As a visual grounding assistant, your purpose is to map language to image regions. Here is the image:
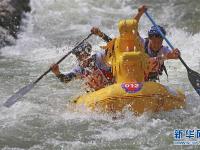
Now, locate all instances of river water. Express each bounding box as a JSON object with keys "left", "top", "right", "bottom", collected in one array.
[{"left": 0, "top": 0, "right": 200, "bottom": 149}]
